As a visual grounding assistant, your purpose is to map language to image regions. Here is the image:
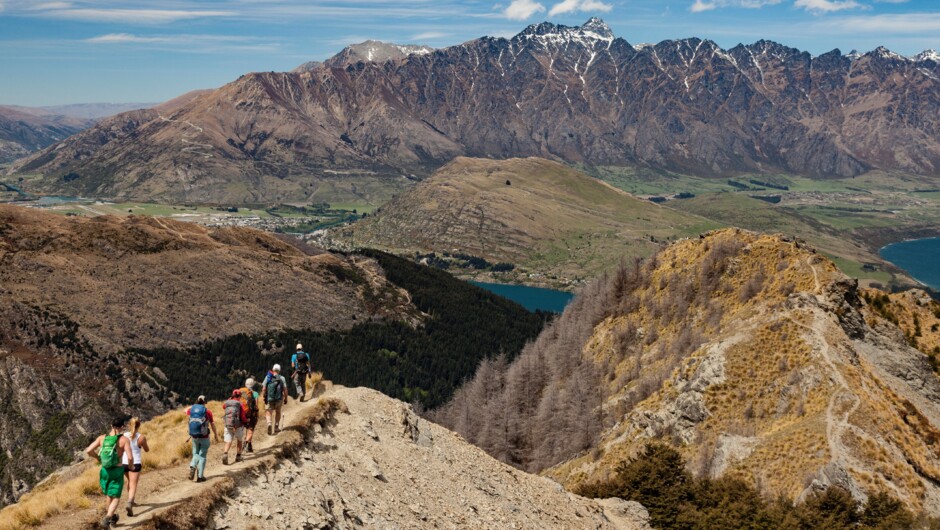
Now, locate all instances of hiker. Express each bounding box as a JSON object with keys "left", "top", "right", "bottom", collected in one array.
[
  {"left": 292, "top": 343, "right": 312, "bottom": 402},
  {"left": 186, "top": 395, "right": 219, "bottom": 482},
  {"left": 262, "top": 364, "right": 289, "bottom": 435},
  {"left": 122, "top": 417, "right": 150, "bottom": 517},
  {"left": 241, "top": 377, "right": 261, "bottom": 453},
  {"left": 85, "top": 417, "right": 131, "bottom": 529},
  {"left": 221, "top": 389, "right": 249, "bottom": 465}
]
